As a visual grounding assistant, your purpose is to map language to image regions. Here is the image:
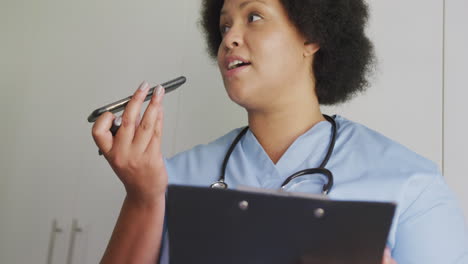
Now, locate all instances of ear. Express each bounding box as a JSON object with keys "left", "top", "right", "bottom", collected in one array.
[{"left": 303, "top": 41, "right": 320, "bottom": 57}]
